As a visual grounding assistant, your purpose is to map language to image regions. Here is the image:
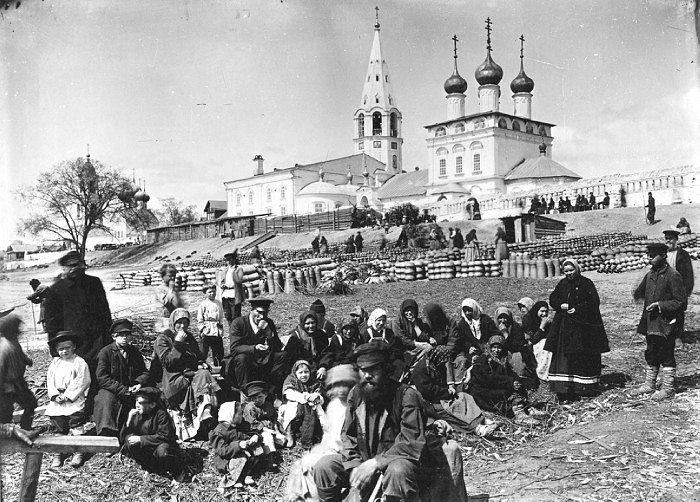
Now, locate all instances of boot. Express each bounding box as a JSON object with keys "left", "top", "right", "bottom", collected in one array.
[
  {"left": 628, "top": 365, "right": 659, "bottom": 397},
  {"left": 651, "top": 367, "right": 675, "bottom": 401},
  {"left": 69, "top": 452, "right": 84, "bottom": 468},
  {"left": 51, "top": 454, "right": 65, "bottom": 469}
]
